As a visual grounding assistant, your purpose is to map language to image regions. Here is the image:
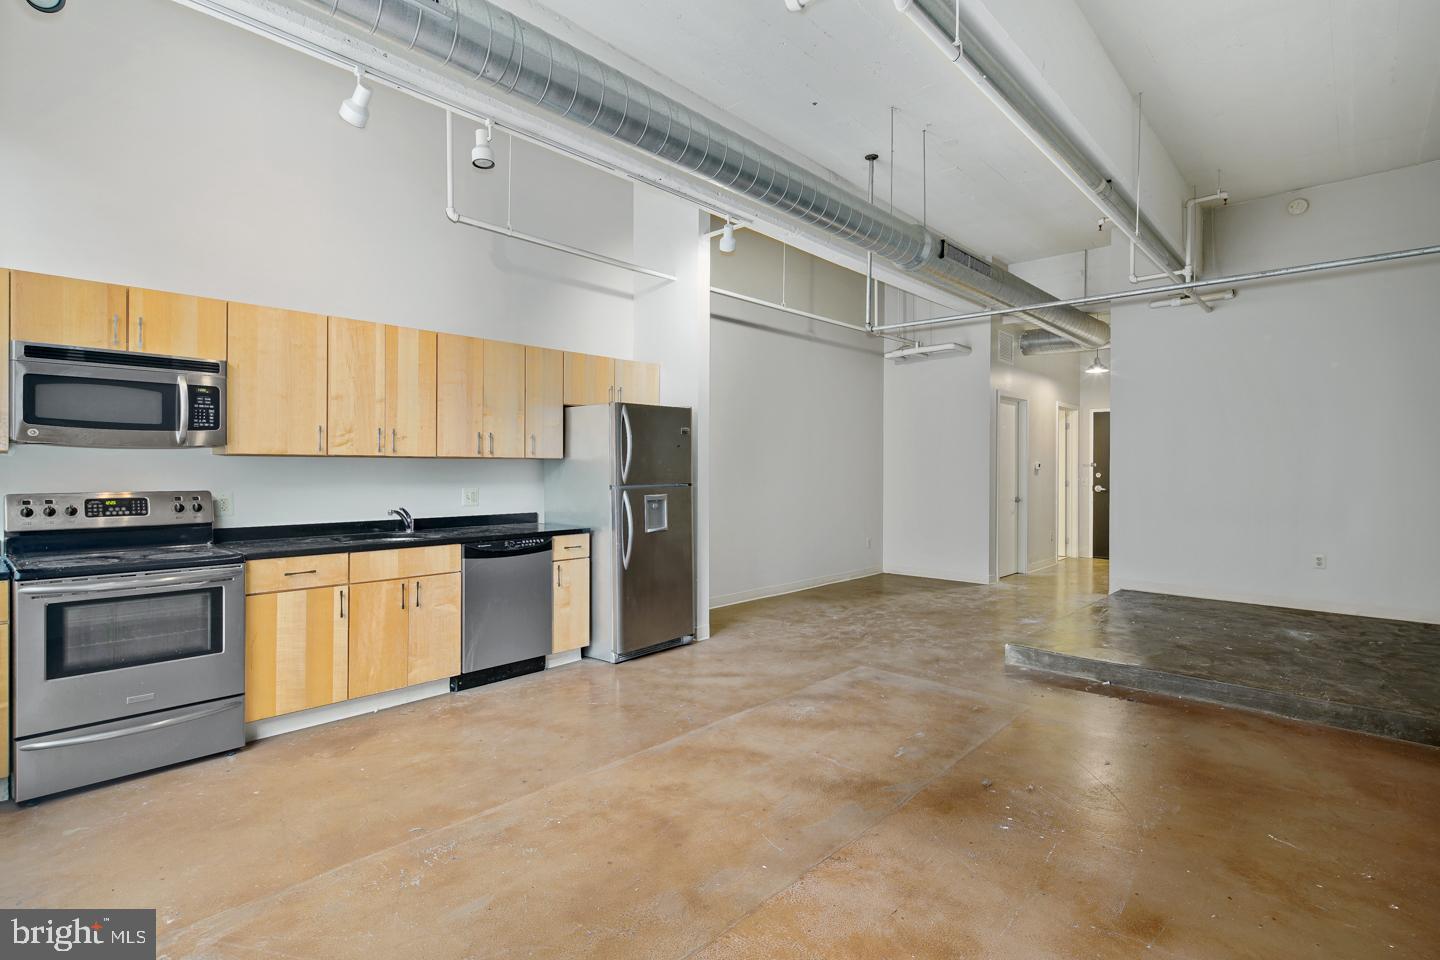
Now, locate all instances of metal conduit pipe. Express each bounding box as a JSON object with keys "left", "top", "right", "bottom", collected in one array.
[{"left": 297, "top": 0, "right": 1112, "bottom": 349}]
